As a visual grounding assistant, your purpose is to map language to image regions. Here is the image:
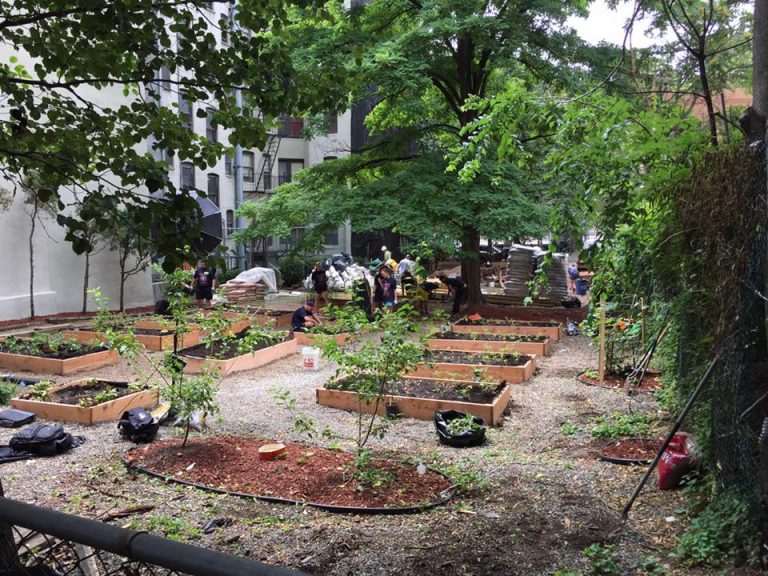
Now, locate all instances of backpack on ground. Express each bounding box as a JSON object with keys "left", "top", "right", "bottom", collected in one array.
[
  {"left": 0, "top": 408, "right": 36, "bottom": 428},
  {"left": 118, "top": 408, "right": 159, "bottom": 443},
  {"left": 9, "top": 423, "right": 78, "bottom": 456}
]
